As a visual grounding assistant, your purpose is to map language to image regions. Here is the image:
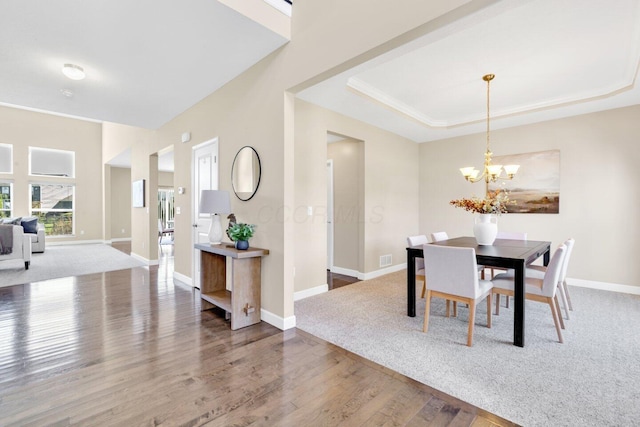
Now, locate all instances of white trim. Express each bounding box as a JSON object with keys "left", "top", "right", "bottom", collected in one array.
[
  {"left": 330, "top": 266, "right": 359, "bottom": 278},
  {"left": 111, "top": 237, "right": 132, "bottom": 243},
  {"left": 569, "top": 278, "right": 640, "bottom": 295},
  {"left": 360, "top": 263, "right": 407, "bottom": 281},
  {"left": 260, "top": 308, "right": 296, "bottom": 330},
  {"left": 330, "top": 263, "right": 408, "bottom": 281},
  {"left": 263, "top": 0, "right": 291, "bottom": 17},
  {"left": 294, "top": 284, "right": 328, "bottom": 301},
  {"left": 173, "top": 271, "right": 192, "bottom": 287},
  {"left": 46, "top": 239, "right": 105, "bottom": 246},
  {"left": 130, "top": 251, "right": 159, "bottom": 266}
]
